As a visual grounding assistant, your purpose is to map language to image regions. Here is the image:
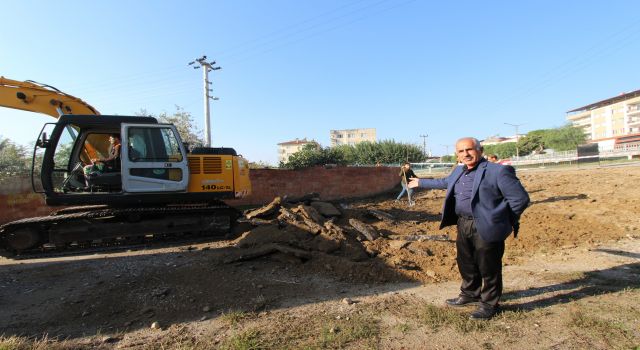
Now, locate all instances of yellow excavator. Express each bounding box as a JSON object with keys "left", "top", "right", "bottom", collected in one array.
[{"left": 0, "top": 76, "right": 251, "bottom": 256}]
